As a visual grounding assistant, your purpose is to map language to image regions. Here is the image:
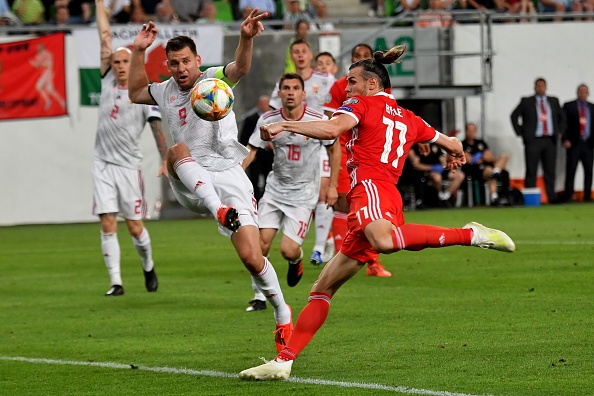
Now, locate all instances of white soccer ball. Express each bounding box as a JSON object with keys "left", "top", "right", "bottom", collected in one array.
[{"left": 190, "top": 78, "right": 234, "bottom": 121}]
